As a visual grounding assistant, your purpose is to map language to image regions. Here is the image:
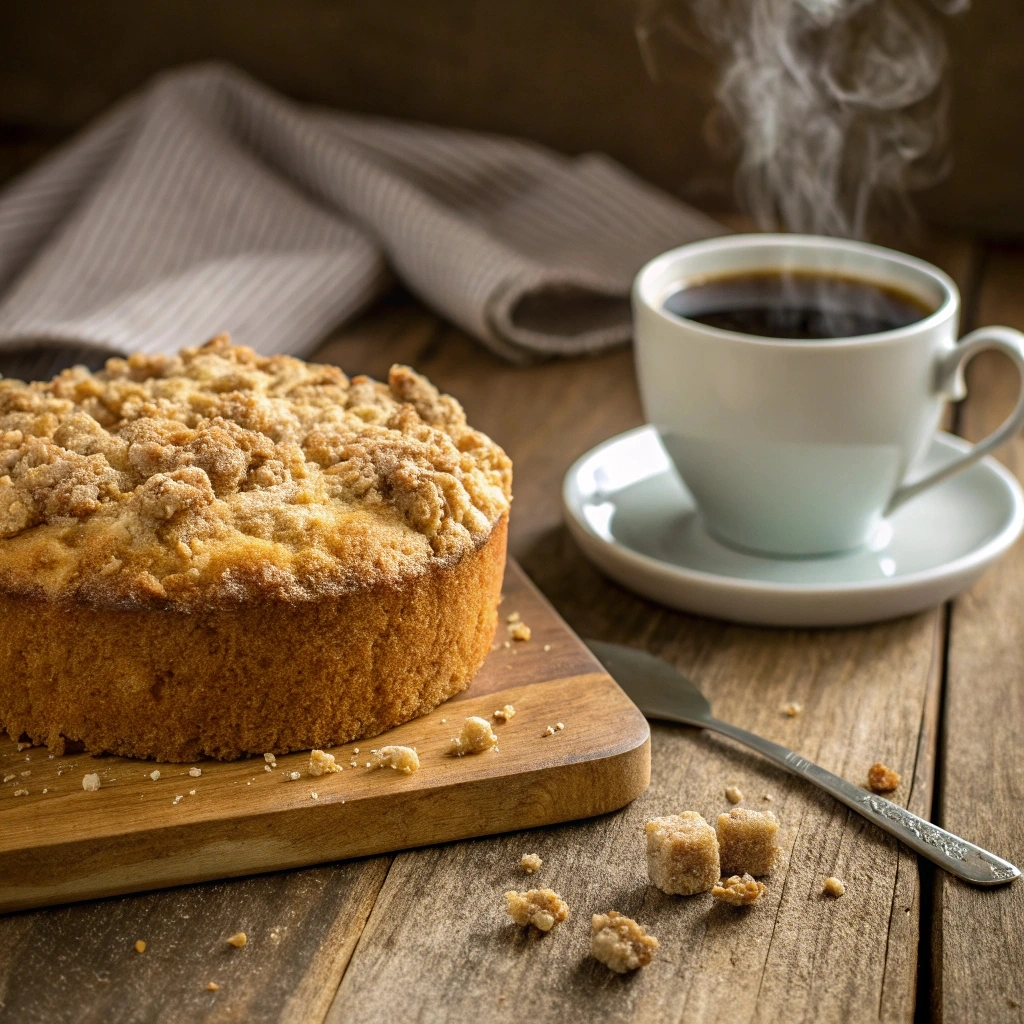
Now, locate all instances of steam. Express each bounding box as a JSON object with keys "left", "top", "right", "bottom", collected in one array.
[{"left": 636, "top": 0, "right": 968, "bottom": 238}]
